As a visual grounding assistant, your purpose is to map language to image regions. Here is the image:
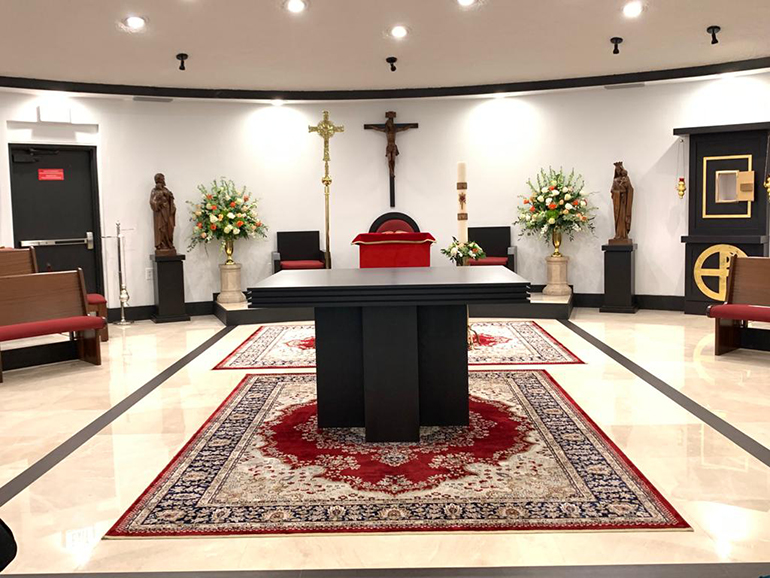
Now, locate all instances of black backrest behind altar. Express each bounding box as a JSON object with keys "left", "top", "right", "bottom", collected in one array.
[
  {"left": 276, "top": 231, "right": 322, "bottom": 260},
  {"left": 468, "top": 227, "right": 511, "bottom": 257},
  {"left": 368, "top": 212, "right": 420, "bottom": 233}
]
